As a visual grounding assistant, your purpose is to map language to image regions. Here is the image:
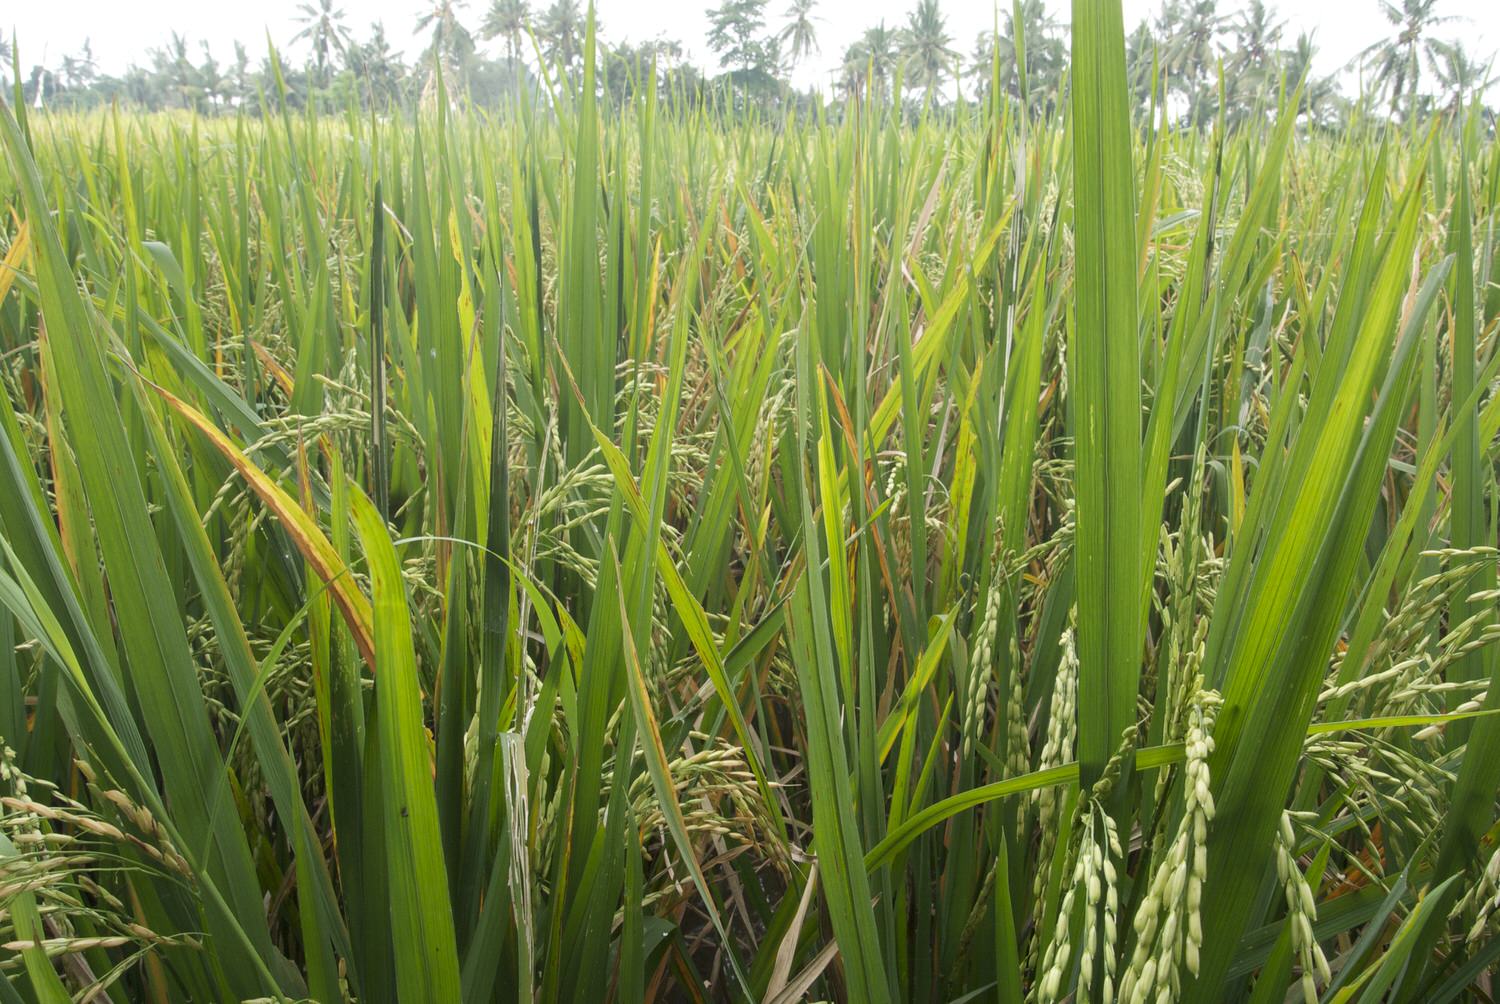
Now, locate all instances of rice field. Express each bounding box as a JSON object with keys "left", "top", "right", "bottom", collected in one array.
[{"left": 2, "top": 2, "right": 1500, "bottom": 1001}]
